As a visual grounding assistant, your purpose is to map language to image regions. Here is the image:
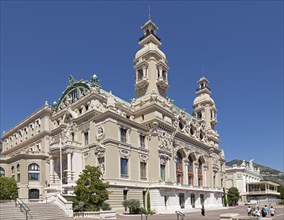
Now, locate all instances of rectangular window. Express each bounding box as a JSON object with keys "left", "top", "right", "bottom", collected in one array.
[
  {"left": 28, "top": 173, "right": 39, "bottom": 181},
  {"left": 121, "top": 158, "right": 128, "bottom": 177},
  {"left": 17, "top": 173, "right": 20, "bottom": 182},
  {"left": 179, "top": 193, "right": 185, "bottom": 208},
  {"left": 84, "top": 132, "right": 89, "bottom": 145},
  {"left": 160, "top": 164, "right": 166, "bottom": 181},
  {"left": 120, "top": 128, "right": 127, "bottom": 143},
  {"left": 140, "top": 162, "right": 147, "bottom": 179},
  {"left": 140, "top": 135, "right": 145, "bottom": 148}
]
